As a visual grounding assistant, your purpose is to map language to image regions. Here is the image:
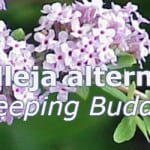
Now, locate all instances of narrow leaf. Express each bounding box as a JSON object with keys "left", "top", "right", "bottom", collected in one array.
[
  {"left": 102, "top": 86, "right": 127, "bottom": 102},
  {"left": 144, "top": 117, "right": 150, "bottom": 135},
  {"left": 145, "top": 90, "right": 150, "bottom": 99},
  {"left": 135, "top": 116, "right": 150, "bottom": 142},
  {"left": 127, "top": 82, "right": 136, "bottom": 100}
]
